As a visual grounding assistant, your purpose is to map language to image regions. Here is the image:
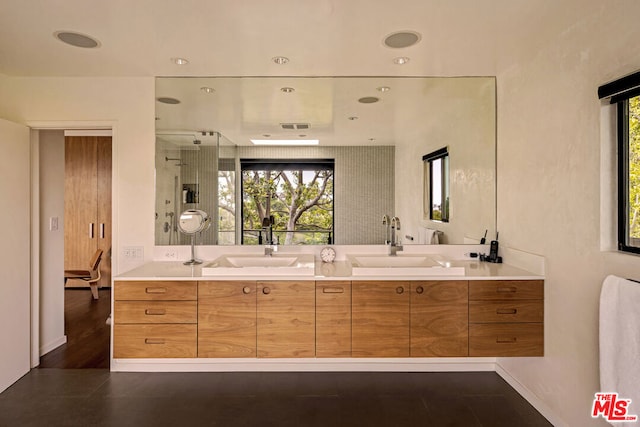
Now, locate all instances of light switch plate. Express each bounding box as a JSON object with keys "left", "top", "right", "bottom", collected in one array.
[
  {"left": 123, "top": 246, "right": 144, "bottom": 260},
  {"left": 49, "top": 217, "right": 59, "bottom": 231}
]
